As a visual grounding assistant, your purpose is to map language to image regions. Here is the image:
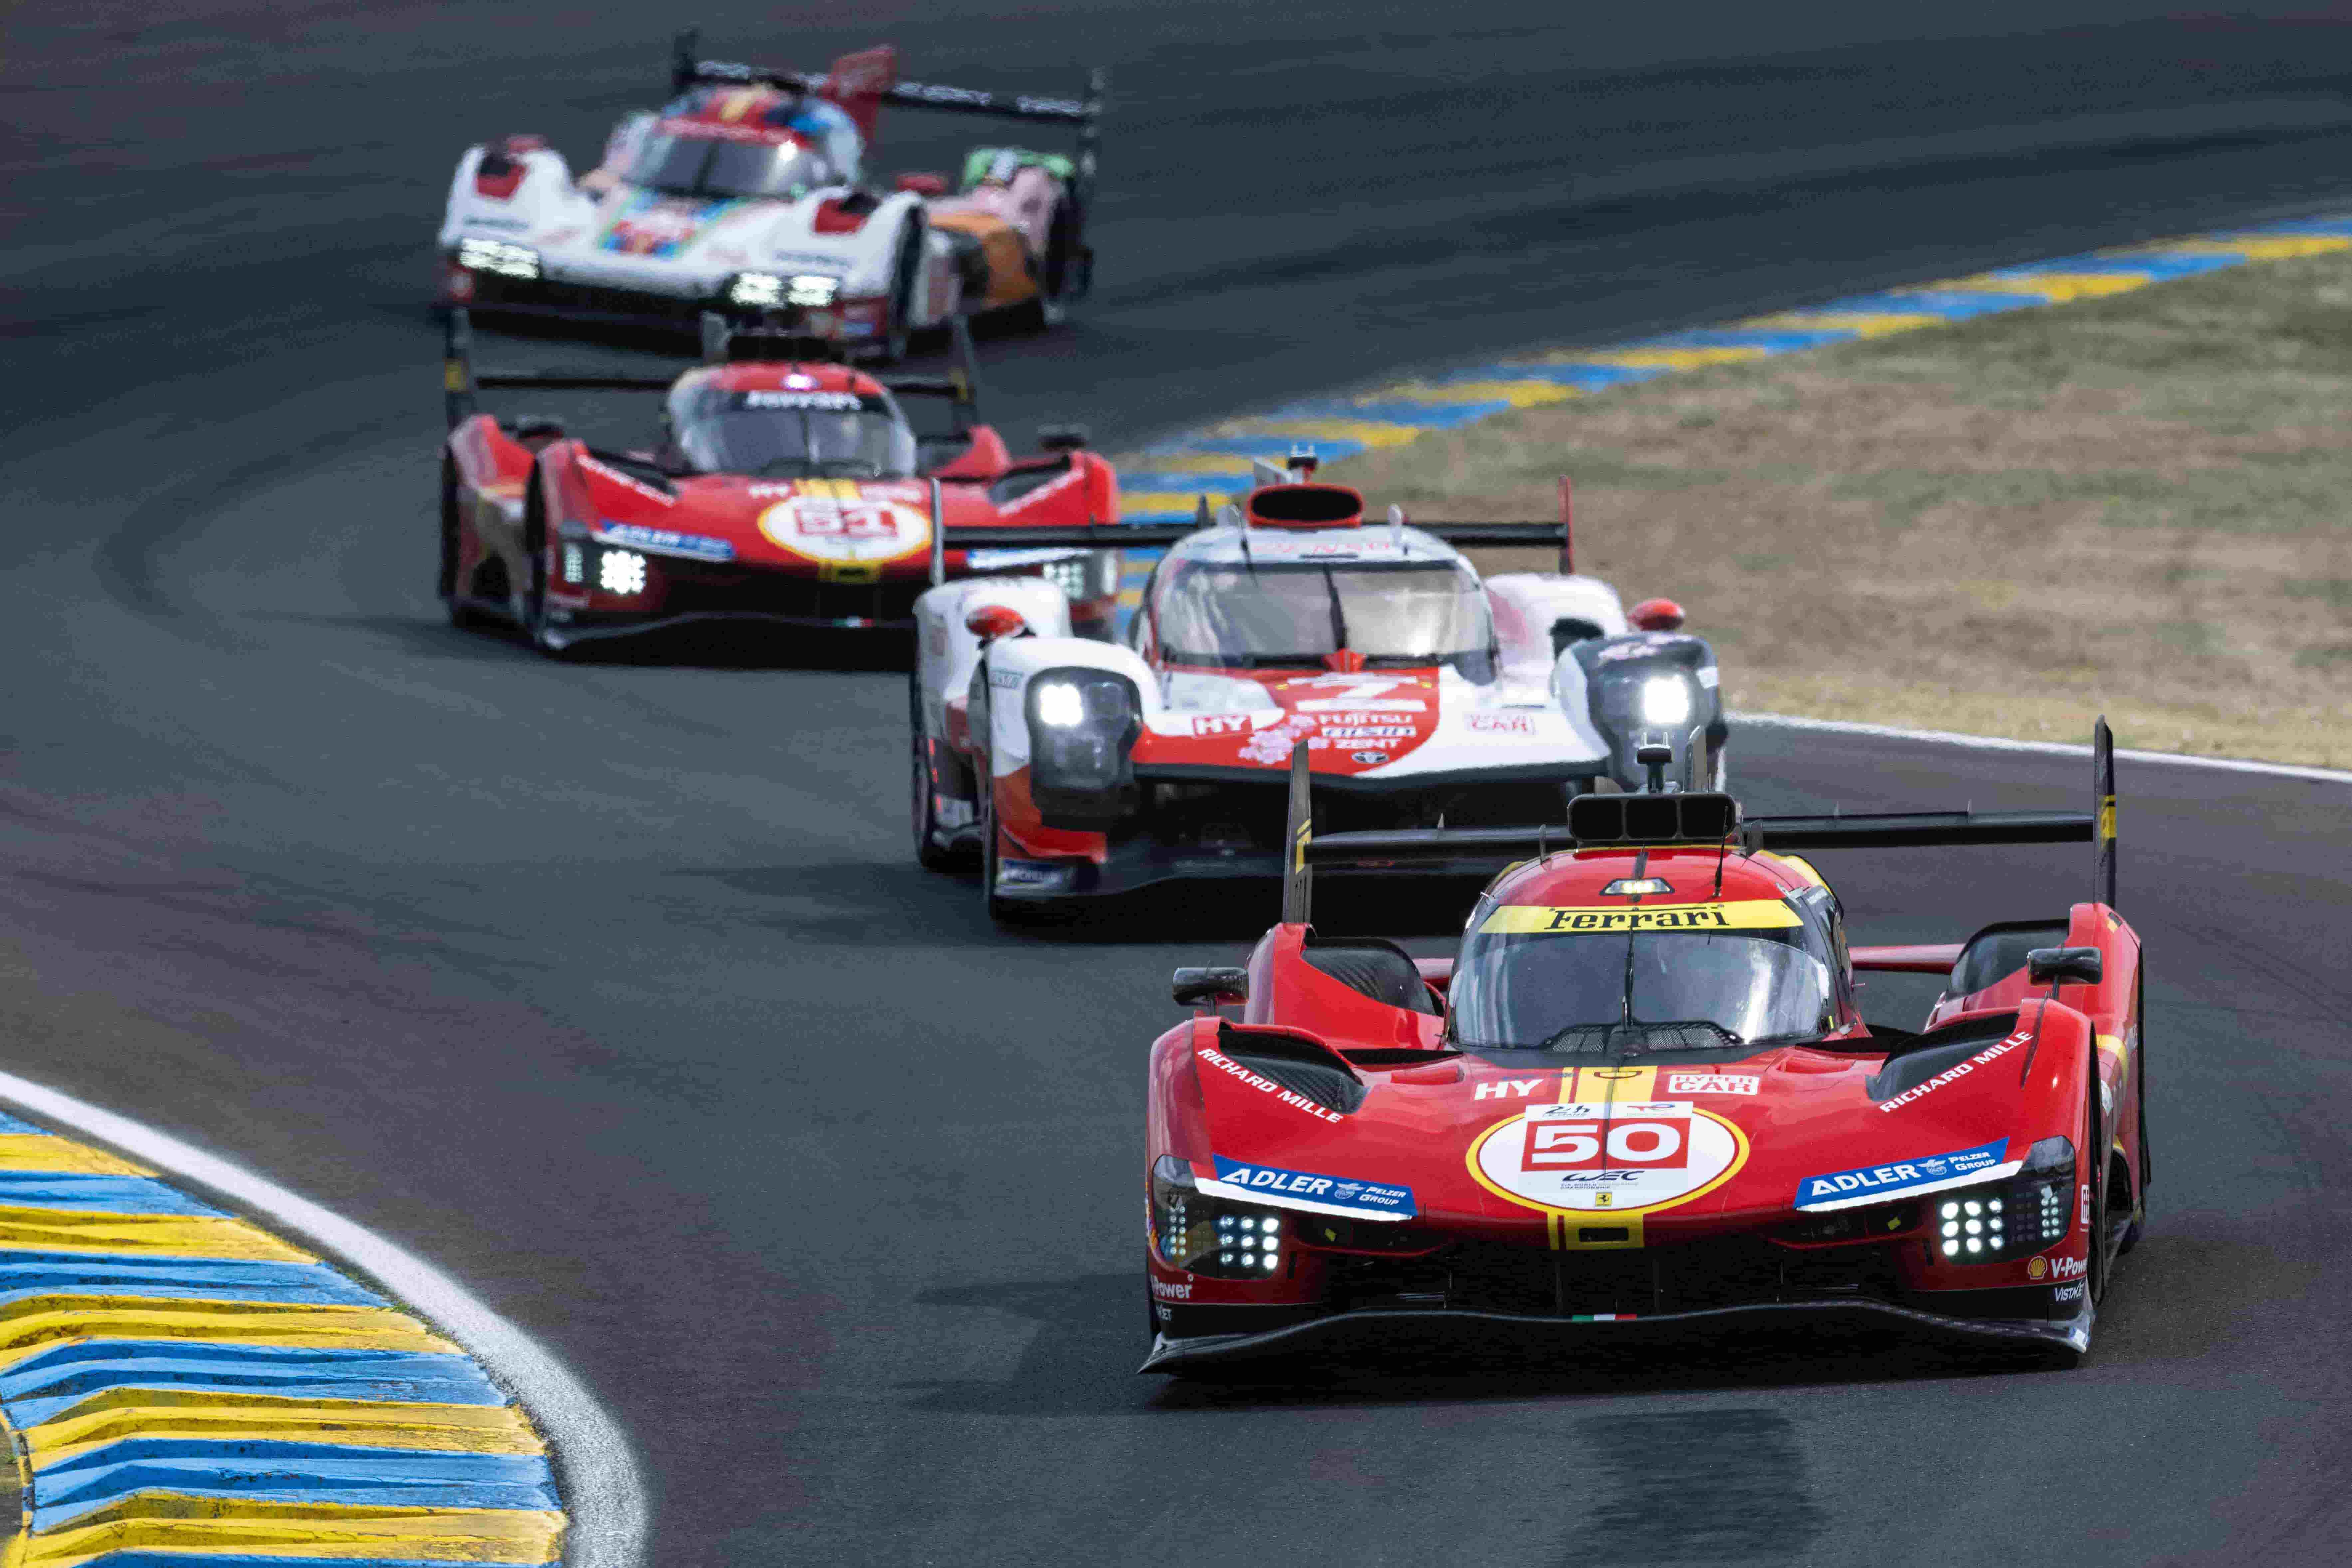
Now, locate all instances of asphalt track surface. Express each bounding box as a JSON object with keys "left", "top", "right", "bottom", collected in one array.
[{"left": 8, "top": 3, "right": 2352, "bottom": 1562}]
